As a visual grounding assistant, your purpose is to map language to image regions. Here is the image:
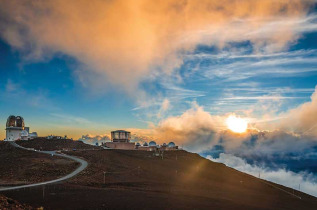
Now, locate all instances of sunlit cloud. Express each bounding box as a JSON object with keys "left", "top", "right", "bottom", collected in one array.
[{"left": 0, "top": 0, "right": 314, "bottom": 98}]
